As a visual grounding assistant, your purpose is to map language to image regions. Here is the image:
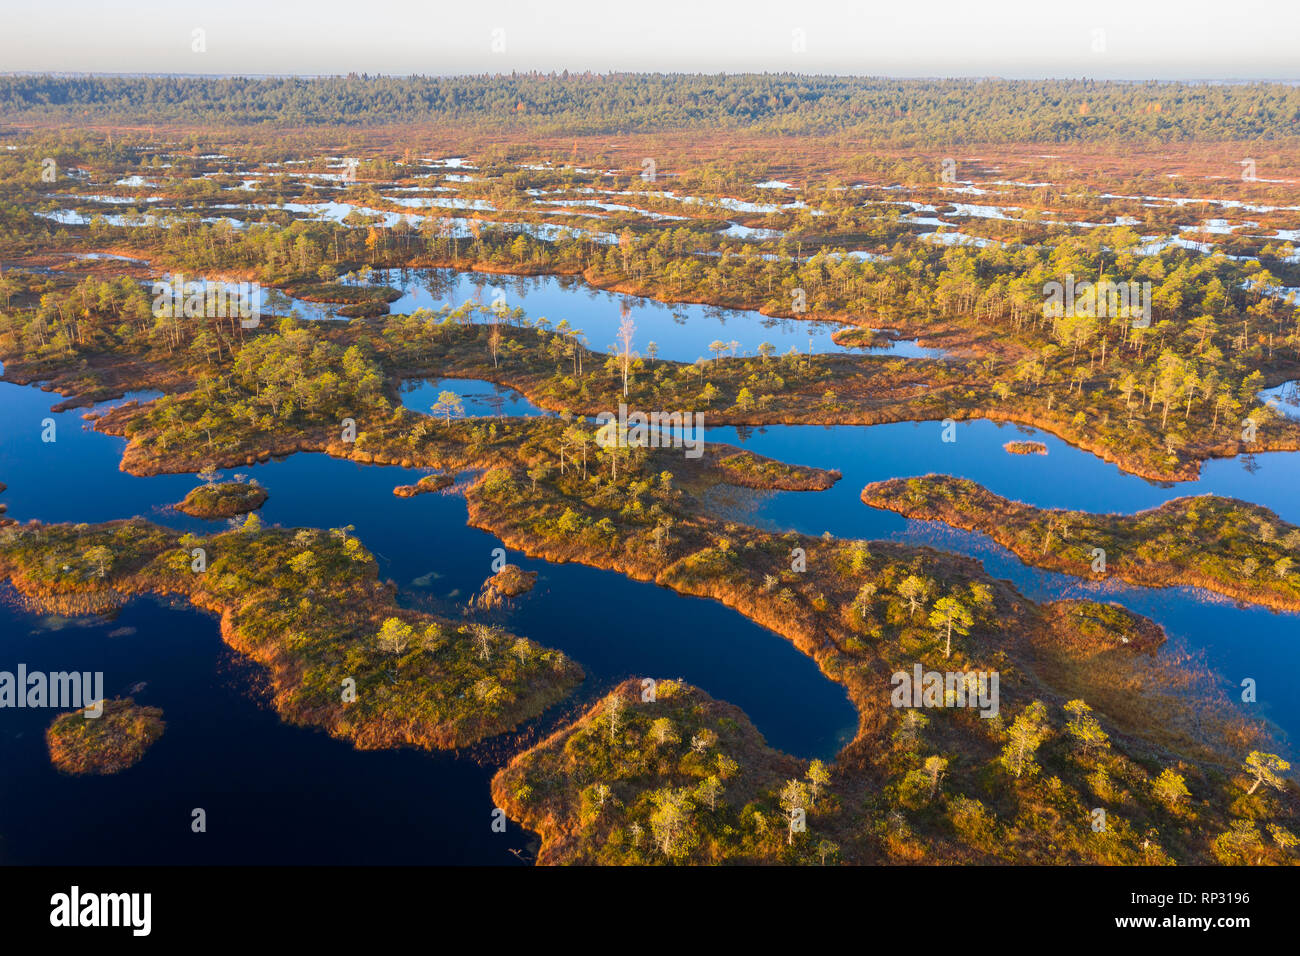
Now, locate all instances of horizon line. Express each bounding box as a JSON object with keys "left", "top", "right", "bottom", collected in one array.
[{"left": 3, "top": 71, "right": 1300, "bottom": 84}]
